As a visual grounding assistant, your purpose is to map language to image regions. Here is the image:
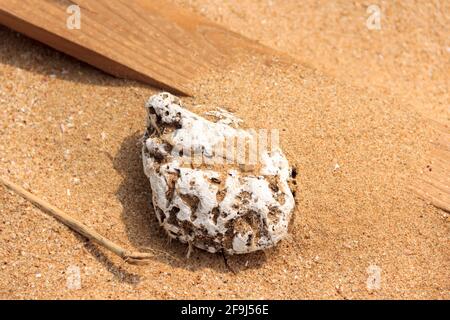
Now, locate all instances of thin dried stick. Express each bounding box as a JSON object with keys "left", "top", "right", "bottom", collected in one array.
[{"left": 0, "top": 176, "right": 154, "bottom": 264}]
